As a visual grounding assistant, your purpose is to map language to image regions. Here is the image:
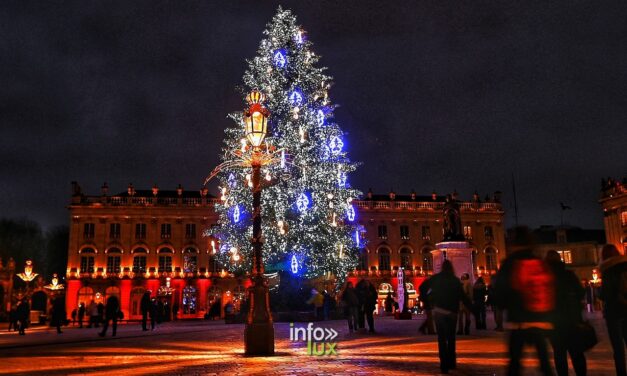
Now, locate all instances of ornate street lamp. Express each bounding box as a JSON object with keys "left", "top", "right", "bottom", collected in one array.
[
  {"left": 242, "top": 91, "right": 274, "bottom": 356},
  {"left": 204, "top": 90, "right": 277, "bottom": 355},
  {"left": 17, "top": 260, "right": 38, "bottom": 282}
]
